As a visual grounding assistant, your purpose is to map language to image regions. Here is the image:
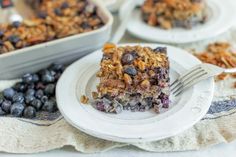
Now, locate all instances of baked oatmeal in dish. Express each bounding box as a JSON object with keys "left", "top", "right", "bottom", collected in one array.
[
  {"left": 91, "top": 44, "right": 170, "bottom": 114},
  {"left": 141, "top": 0, "right": 207, "bottom": 29},
  {"left": 0, "top": 0, "right": 104, "bottom": 54}
]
